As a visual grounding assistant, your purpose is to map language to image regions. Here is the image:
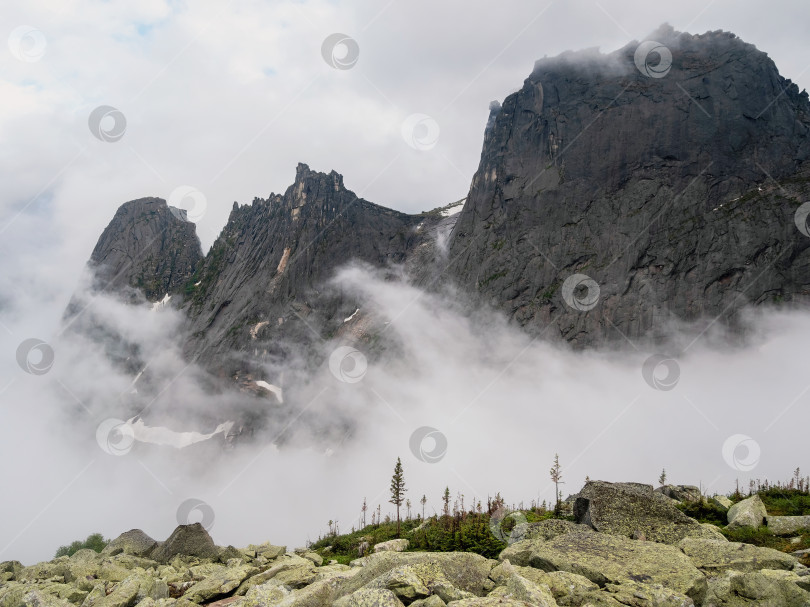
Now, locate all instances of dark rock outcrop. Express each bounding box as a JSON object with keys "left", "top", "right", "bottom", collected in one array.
[
  {"left": 180, "top": 163, "right": 430, "bottom": 372},
  {"left": 447, "top": 25, "right": 810, "bottom": 346},
  {"left": 574, "top": 480, "right": 725, "bottom": 544},
  {"left": 86, "top": 197, "right": 203, "bottom": 301},
  {"left": 151, "top": 523, "right": 218, "bottom": 563},
  {"left": 101, "top": 529, "right": 158, "bottom": 558}
]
